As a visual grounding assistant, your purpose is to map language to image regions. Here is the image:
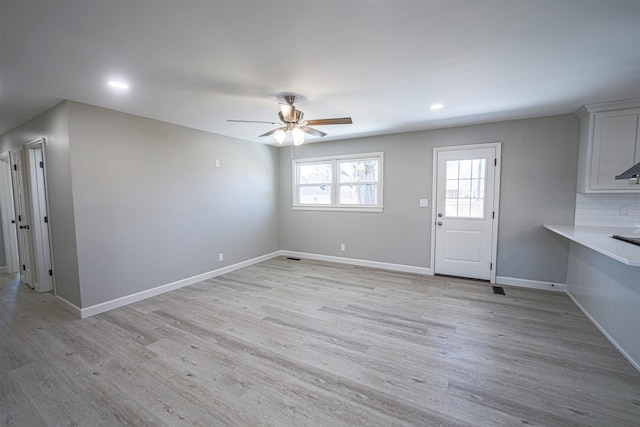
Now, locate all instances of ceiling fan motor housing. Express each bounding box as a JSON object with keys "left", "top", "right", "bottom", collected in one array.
[{"left": 228, "top": 94, "right": 351, "bottom": 141}]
